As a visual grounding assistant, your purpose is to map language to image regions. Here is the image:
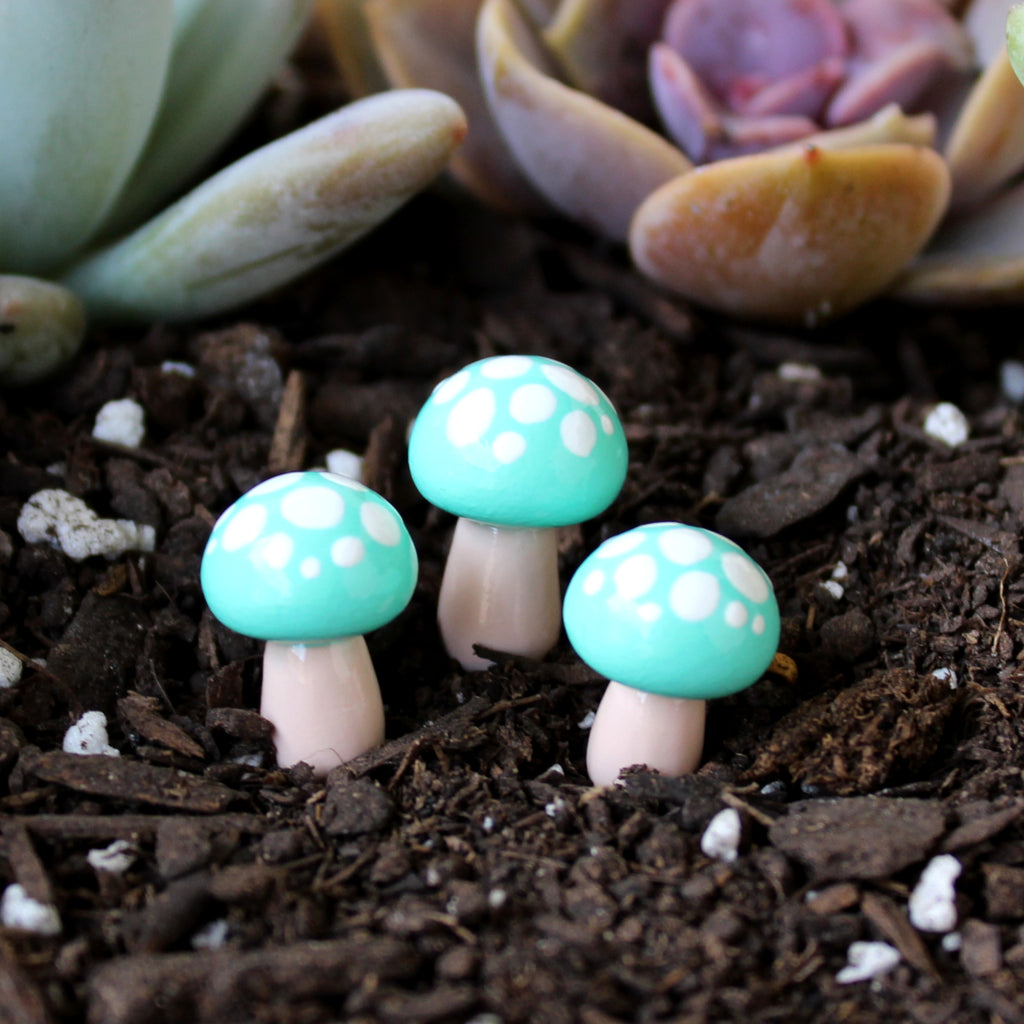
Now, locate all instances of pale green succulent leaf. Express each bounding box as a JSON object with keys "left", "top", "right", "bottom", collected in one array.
[
  {"left": 1007, "top": 3, "right": 1024, "bottom": 84},
  {"left": 0, "top": 0, "right": 175, "bottom": 274},
  {"left": 0, "top": 276, "right": 87, "bottom": 385},
  {"left": 100, "top": 0, "right": 315, "bottom": 238},
  {"left": 62, "top": 90, "right": 468, "bottom": 322}
]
